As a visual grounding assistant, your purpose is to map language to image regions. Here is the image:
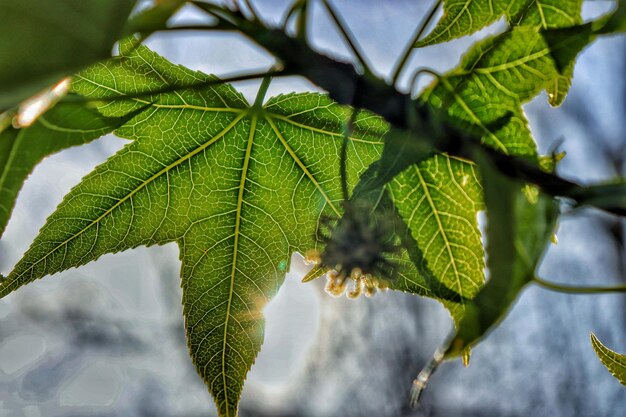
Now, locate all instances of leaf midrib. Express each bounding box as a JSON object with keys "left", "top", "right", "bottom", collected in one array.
[
  {"left": 269, "top": 113, "right": 385, "bottom": 145},
  {"left": 440, "top": 78, "right": 508, "bottom": 152},
  {"left": 414, "top": 165, "right": 465, "bottom": 299},
  {"left": 221, "top": 115, "right": 258, "bottom": 416},
  {"left": 424, "top": 0, "right": 476, "bottom": 45},
  {"left": 593, "top": 336, "right": 626, "bottom": 370},
  {"left": 472, "top": 47, "right": 551, "bottom": 75}
]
